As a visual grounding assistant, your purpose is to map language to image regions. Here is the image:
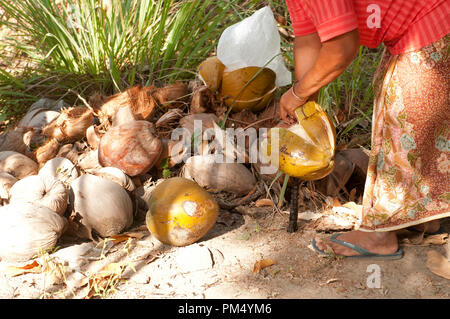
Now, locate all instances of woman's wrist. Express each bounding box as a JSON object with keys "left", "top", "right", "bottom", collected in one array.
[{"left": 290, "top": 82, "right": 309, "bottom": 104}]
